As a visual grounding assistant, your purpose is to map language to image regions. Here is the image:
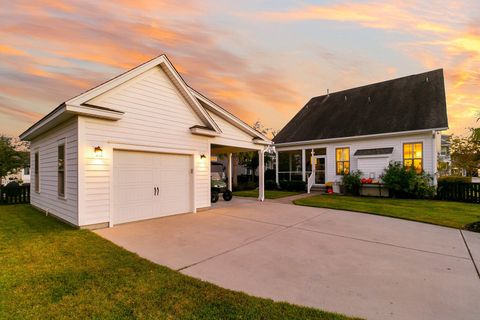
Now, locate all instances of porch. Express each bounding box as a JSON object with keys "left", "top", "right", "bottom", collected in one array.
[{"left": 275, "top": 148, "right": 330, "bottom": 192}]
